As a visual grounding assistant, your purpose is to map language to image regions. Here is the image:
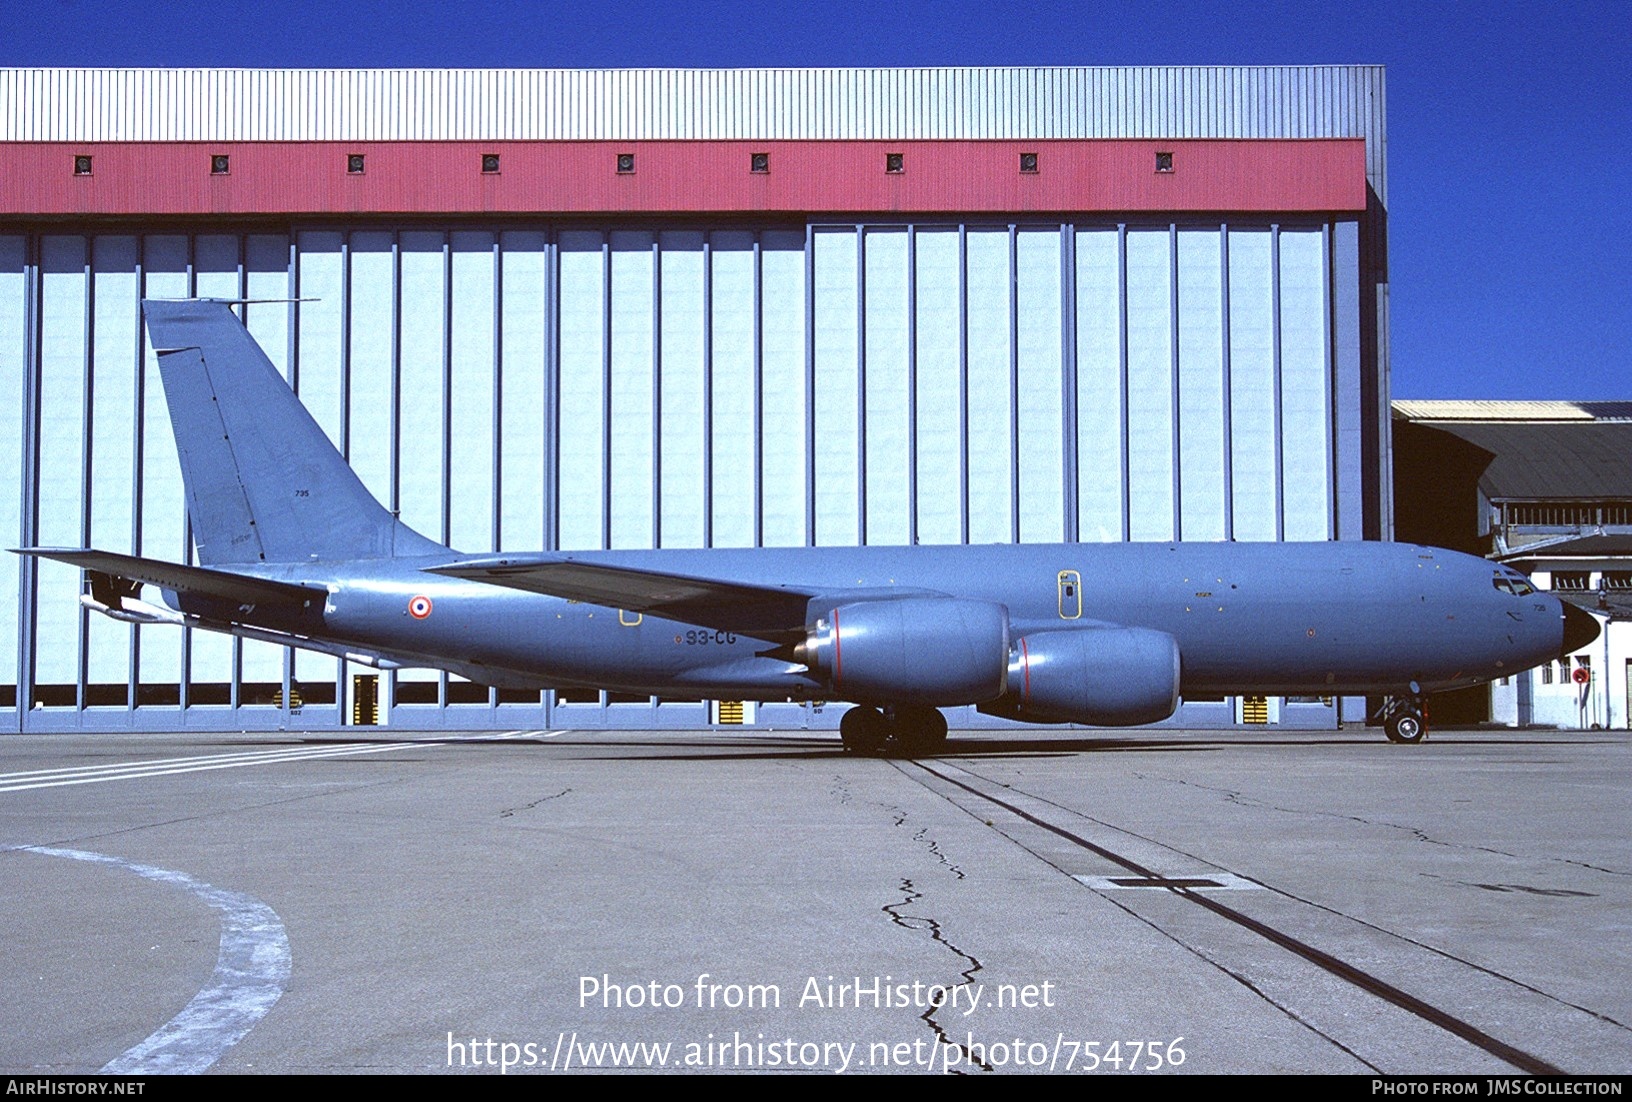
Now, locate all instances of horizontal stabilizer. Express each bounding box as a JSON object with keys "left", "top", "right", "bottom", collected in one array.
[
  {"left": 14, "top": 548, "right": 326, "bottom": 607},
  {"left": 428, "top": 556, "right": 815, "bottom": 642}
]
